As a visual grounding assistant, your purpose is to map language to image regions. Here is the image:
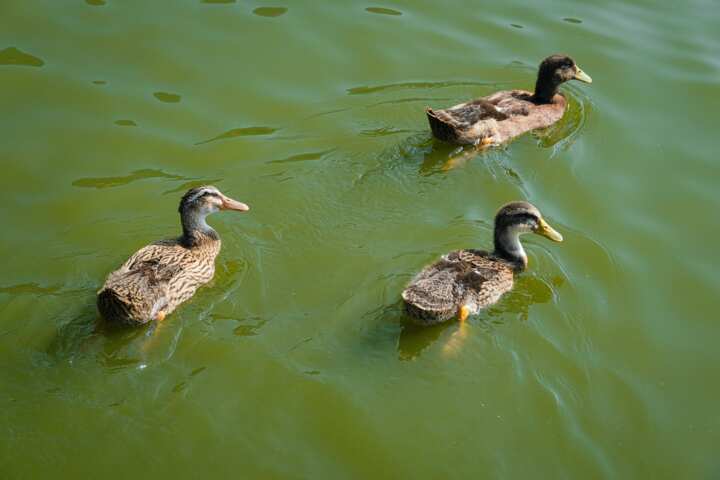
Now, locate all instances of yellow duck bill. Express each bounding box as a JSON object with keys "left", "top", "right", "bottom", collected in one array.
[
  {"left": 574, "top": 66, "right": 593, "bottom": 84},
  {"left": 536, "top": 218, "right": 564, "bottom": 242}
]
